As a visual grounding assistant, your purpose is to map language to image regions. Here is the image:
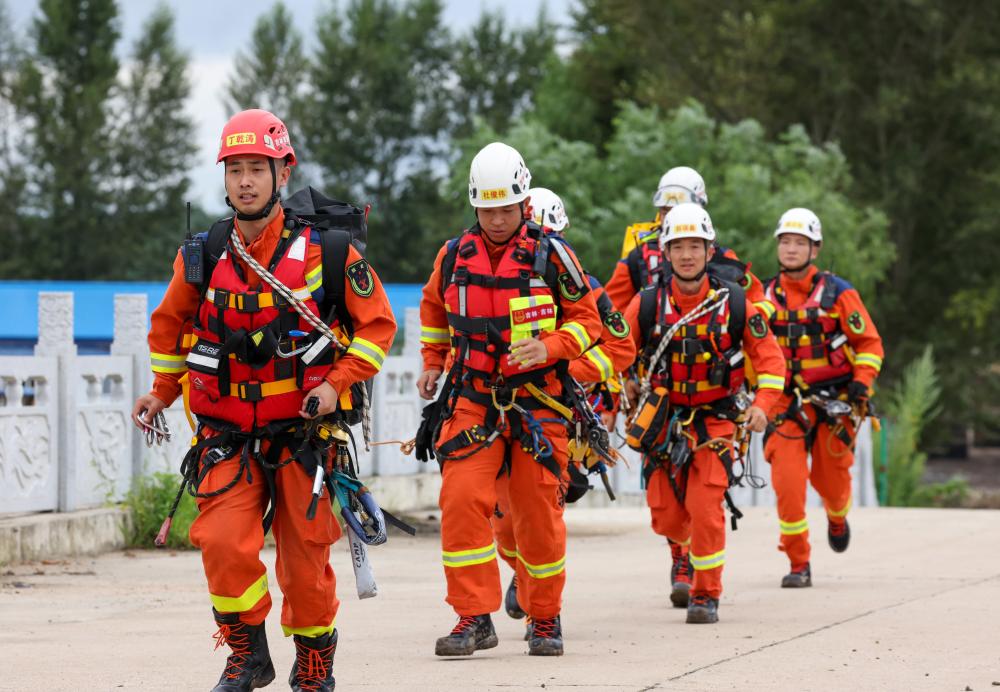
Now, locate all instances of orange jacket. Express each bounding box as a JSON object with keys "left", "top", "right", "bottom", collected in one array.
[
  {"left": 624, "top": 276, "right": 787, "bottom": 417},
  {"left": 567, "top": 279, "right": 636, "bottom": 384},
  {"left": 147, "top": 207, "right": 396, "bottom": 406},
  {"left": 605, "top": 241, "right": 766, "bottom": 315},
  {"left": 420, "top": 228, "right": 604, "bottom": 378},
  {"left": 764, "top": 265, "right": 883, "bottom": 388}
]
